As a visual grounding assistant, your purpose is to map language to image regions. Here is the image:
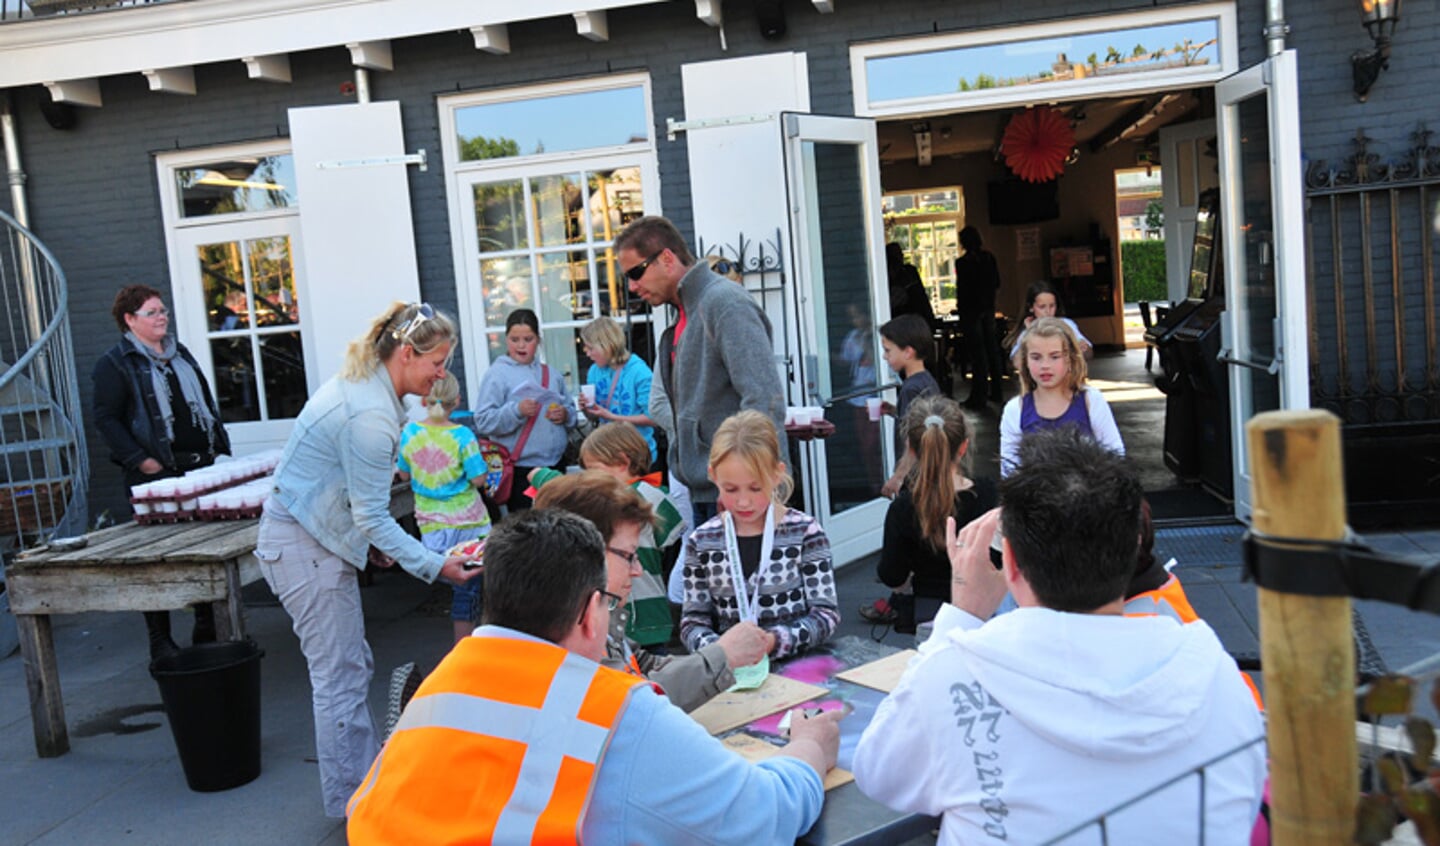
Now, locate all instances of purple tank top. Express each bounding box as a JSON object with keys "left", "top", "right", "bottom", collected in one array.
[{"left": 1020, "top": 391, "right": 1093, "bottom": 437}]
